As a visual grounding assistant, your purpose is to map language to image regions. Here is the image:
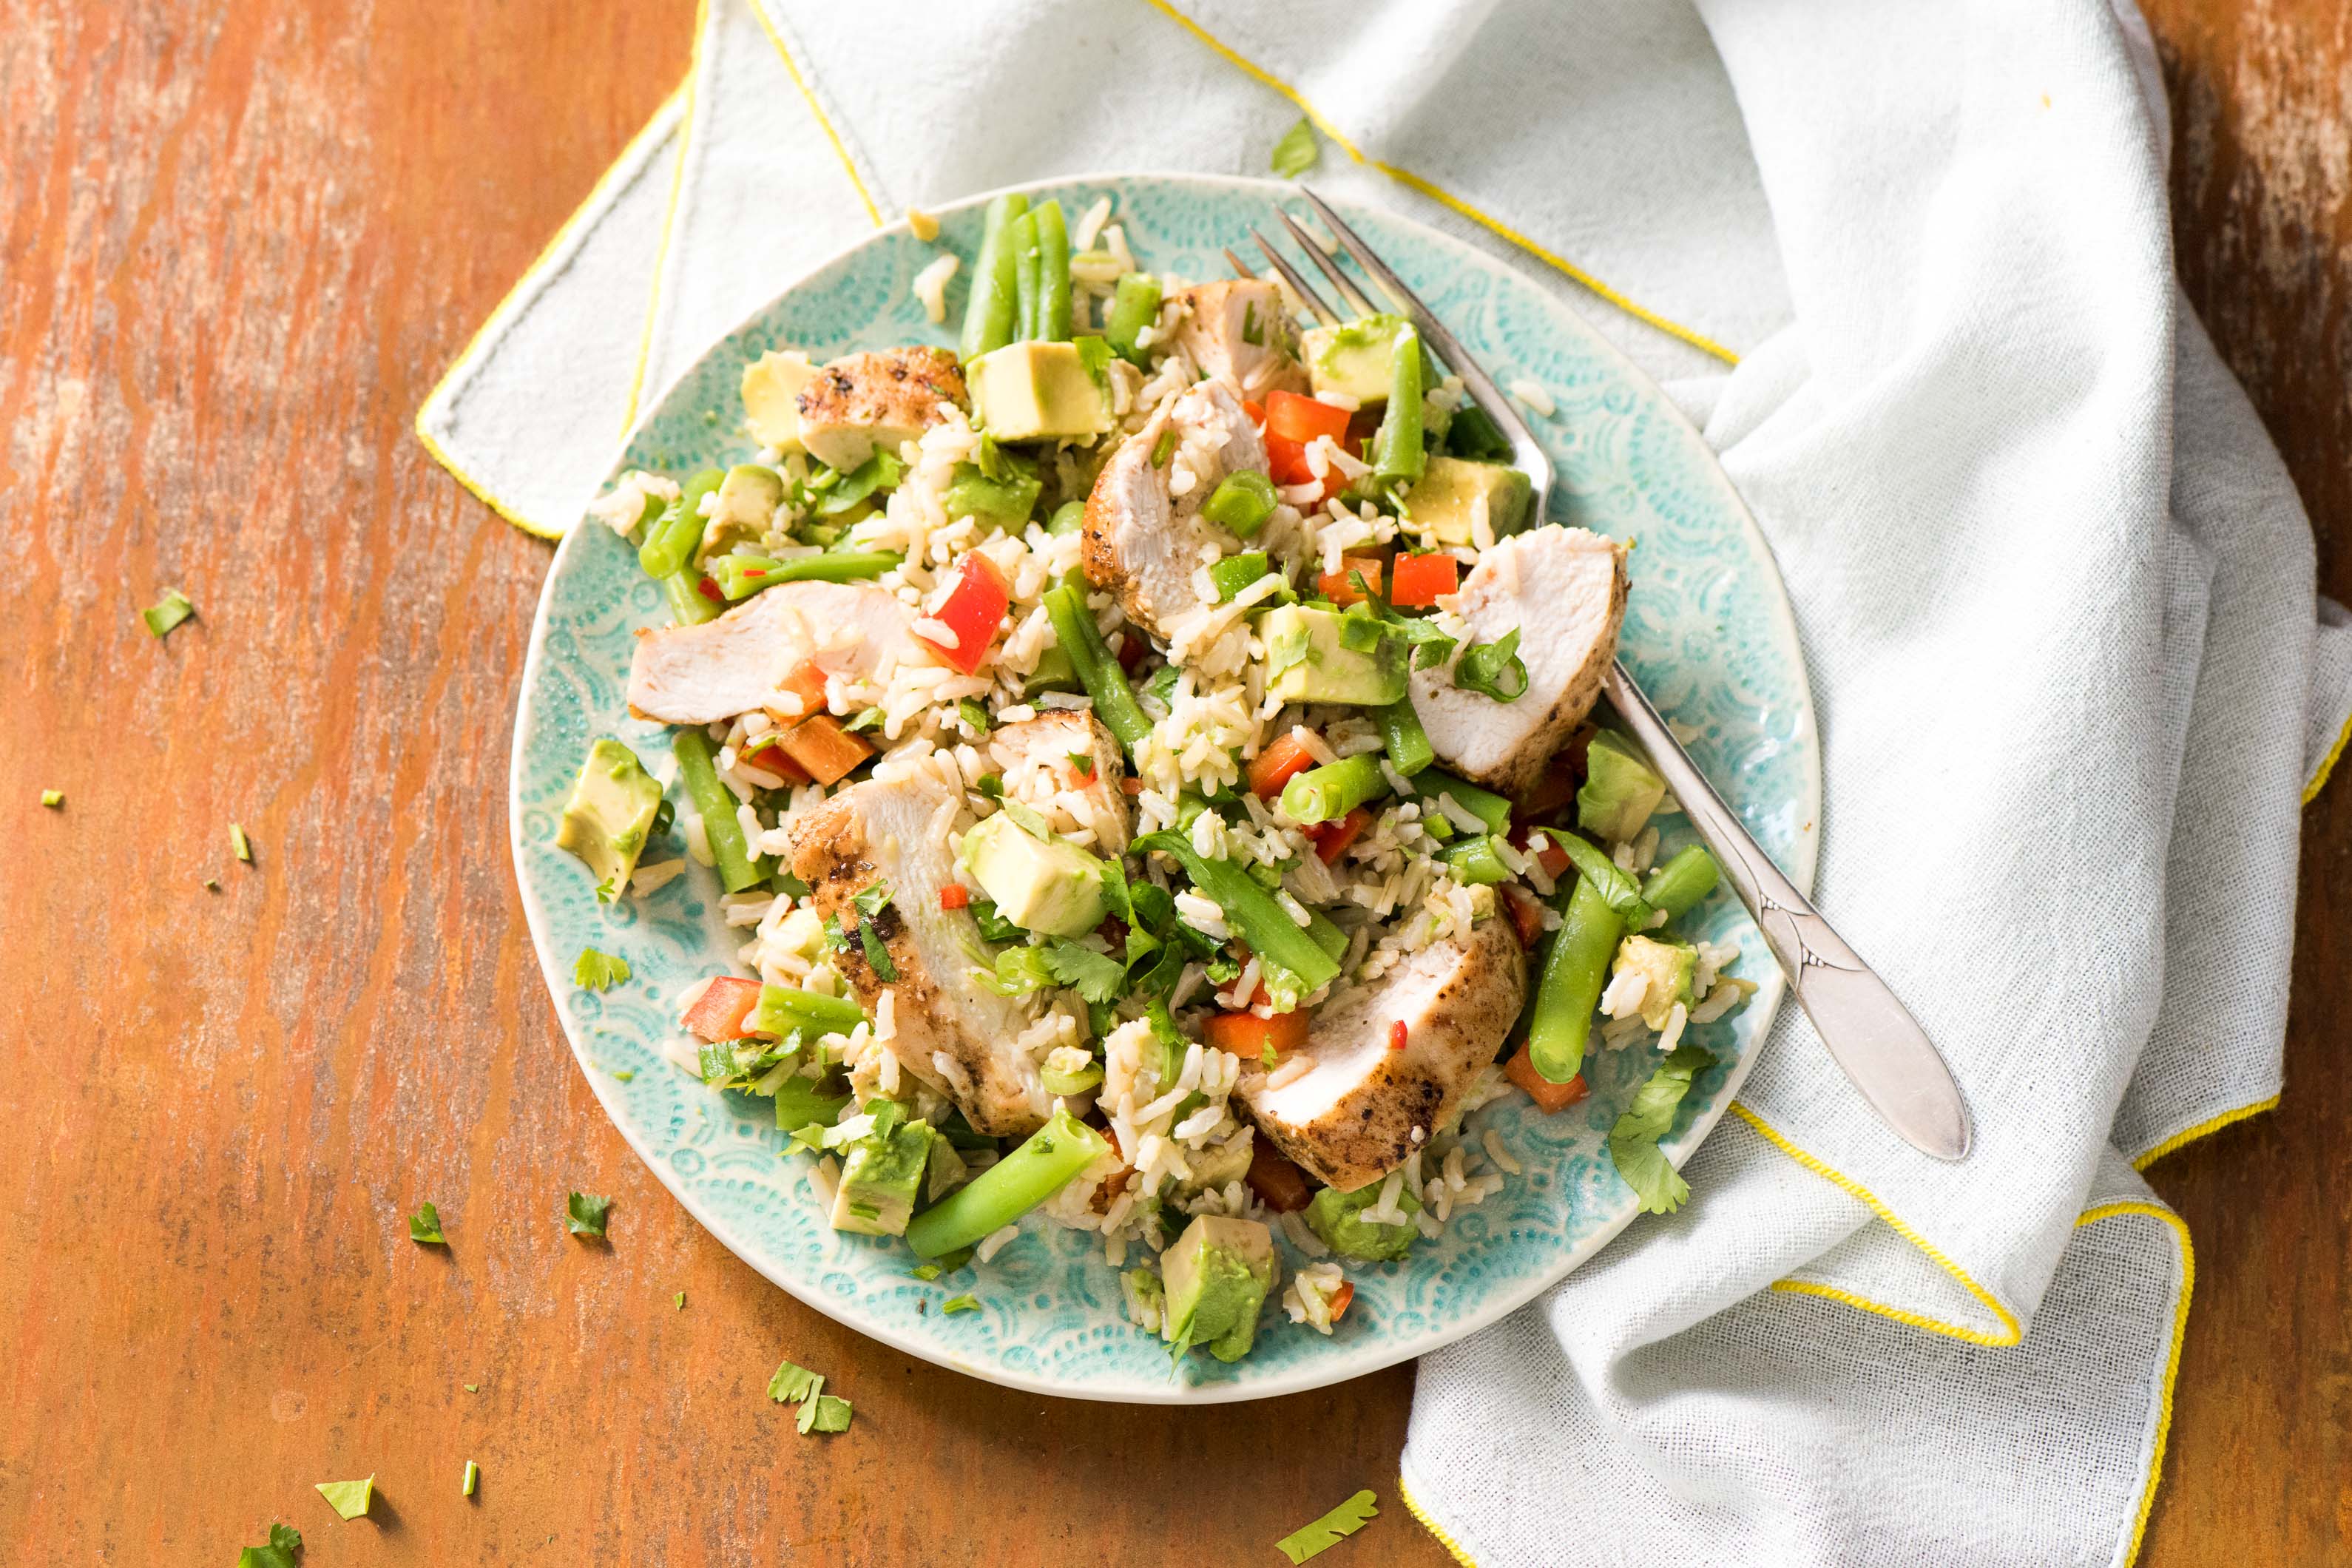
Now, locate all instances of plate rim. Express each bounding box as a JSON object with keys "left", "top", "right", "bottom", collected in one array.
[{"left": 507, "top": 169, "right": 1820, "bottom": 1404}]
